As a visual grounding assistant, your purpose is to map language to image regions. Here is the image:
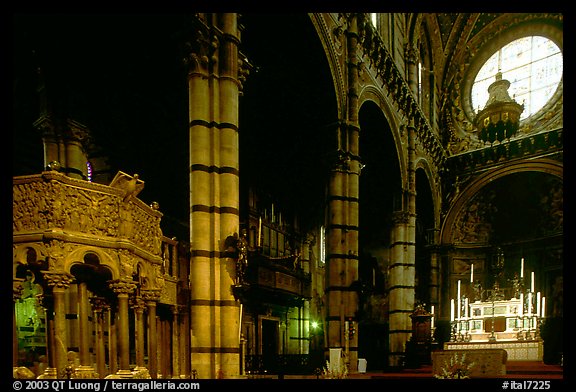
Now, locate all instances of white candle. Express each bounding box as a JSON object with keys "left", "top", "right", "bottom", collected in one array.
[
  {"left": 531, "top": 271, "right": 535, "bottom": 293},
  {"left": 450, "top": 299, "right": 455, "bottom": 322},
  {"left": 470, "top": 263, "right": 474, "bottom": 283},
  {"left": 464, "top": 297, "right": 469, "bottom": 318},
  {"left": 536, "top": 292, "right": 541, "bottom": 317},
  {"left": 519, "top": 293, "right": 524, "bottom": 316},
  {"left": 258, "top": 217, "right": 262, "bottom": 247},
  {"left": 541, "top": 297, "right": 546, "bottom": 318},
  {"left": 431, "top": 305, "right": 435, "bottom": 329},
  {"left": 527, "top": 292, "right": 532, "bottom": 316},
  {"left": 520, "top": 258, "right": 524, "bottom": 278},
  {"left": 457, "top": 280, "right": 461, "bottom": 320}
]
